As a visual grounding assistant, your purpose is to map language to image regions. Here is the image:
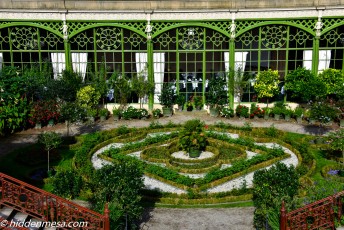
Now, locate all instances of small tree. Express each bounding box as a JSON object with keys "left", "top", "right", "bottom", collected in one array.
[
  {"left": 60, "top": 102, "right": 85, "bottom": 136},
  {"left": 38, "top": 131, "right": 62, "bottom": 172},
  {"left": 92, "top": 155, "right": 144, "bottom": 229},
  {"left": 109, "top": 72, "right": 131, "bottom": 109},
  {"left": 327, "top": 129, "right": 344, "bottom": 168},
  {"left": 131, "top": 68, "right": 155, "bottom": 108},
  {"left": 254, "top": 69, "right": 280, "bottom": 106}
]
